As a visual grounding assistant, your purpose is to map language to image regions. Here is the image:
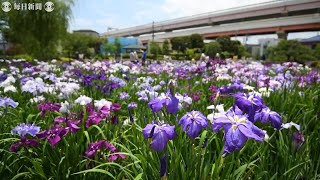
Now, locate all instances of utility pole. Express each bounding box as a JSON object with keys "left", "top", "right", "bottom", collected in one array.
[{"left": 152, "top": 21, "right": 155, "bottom": 41}]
